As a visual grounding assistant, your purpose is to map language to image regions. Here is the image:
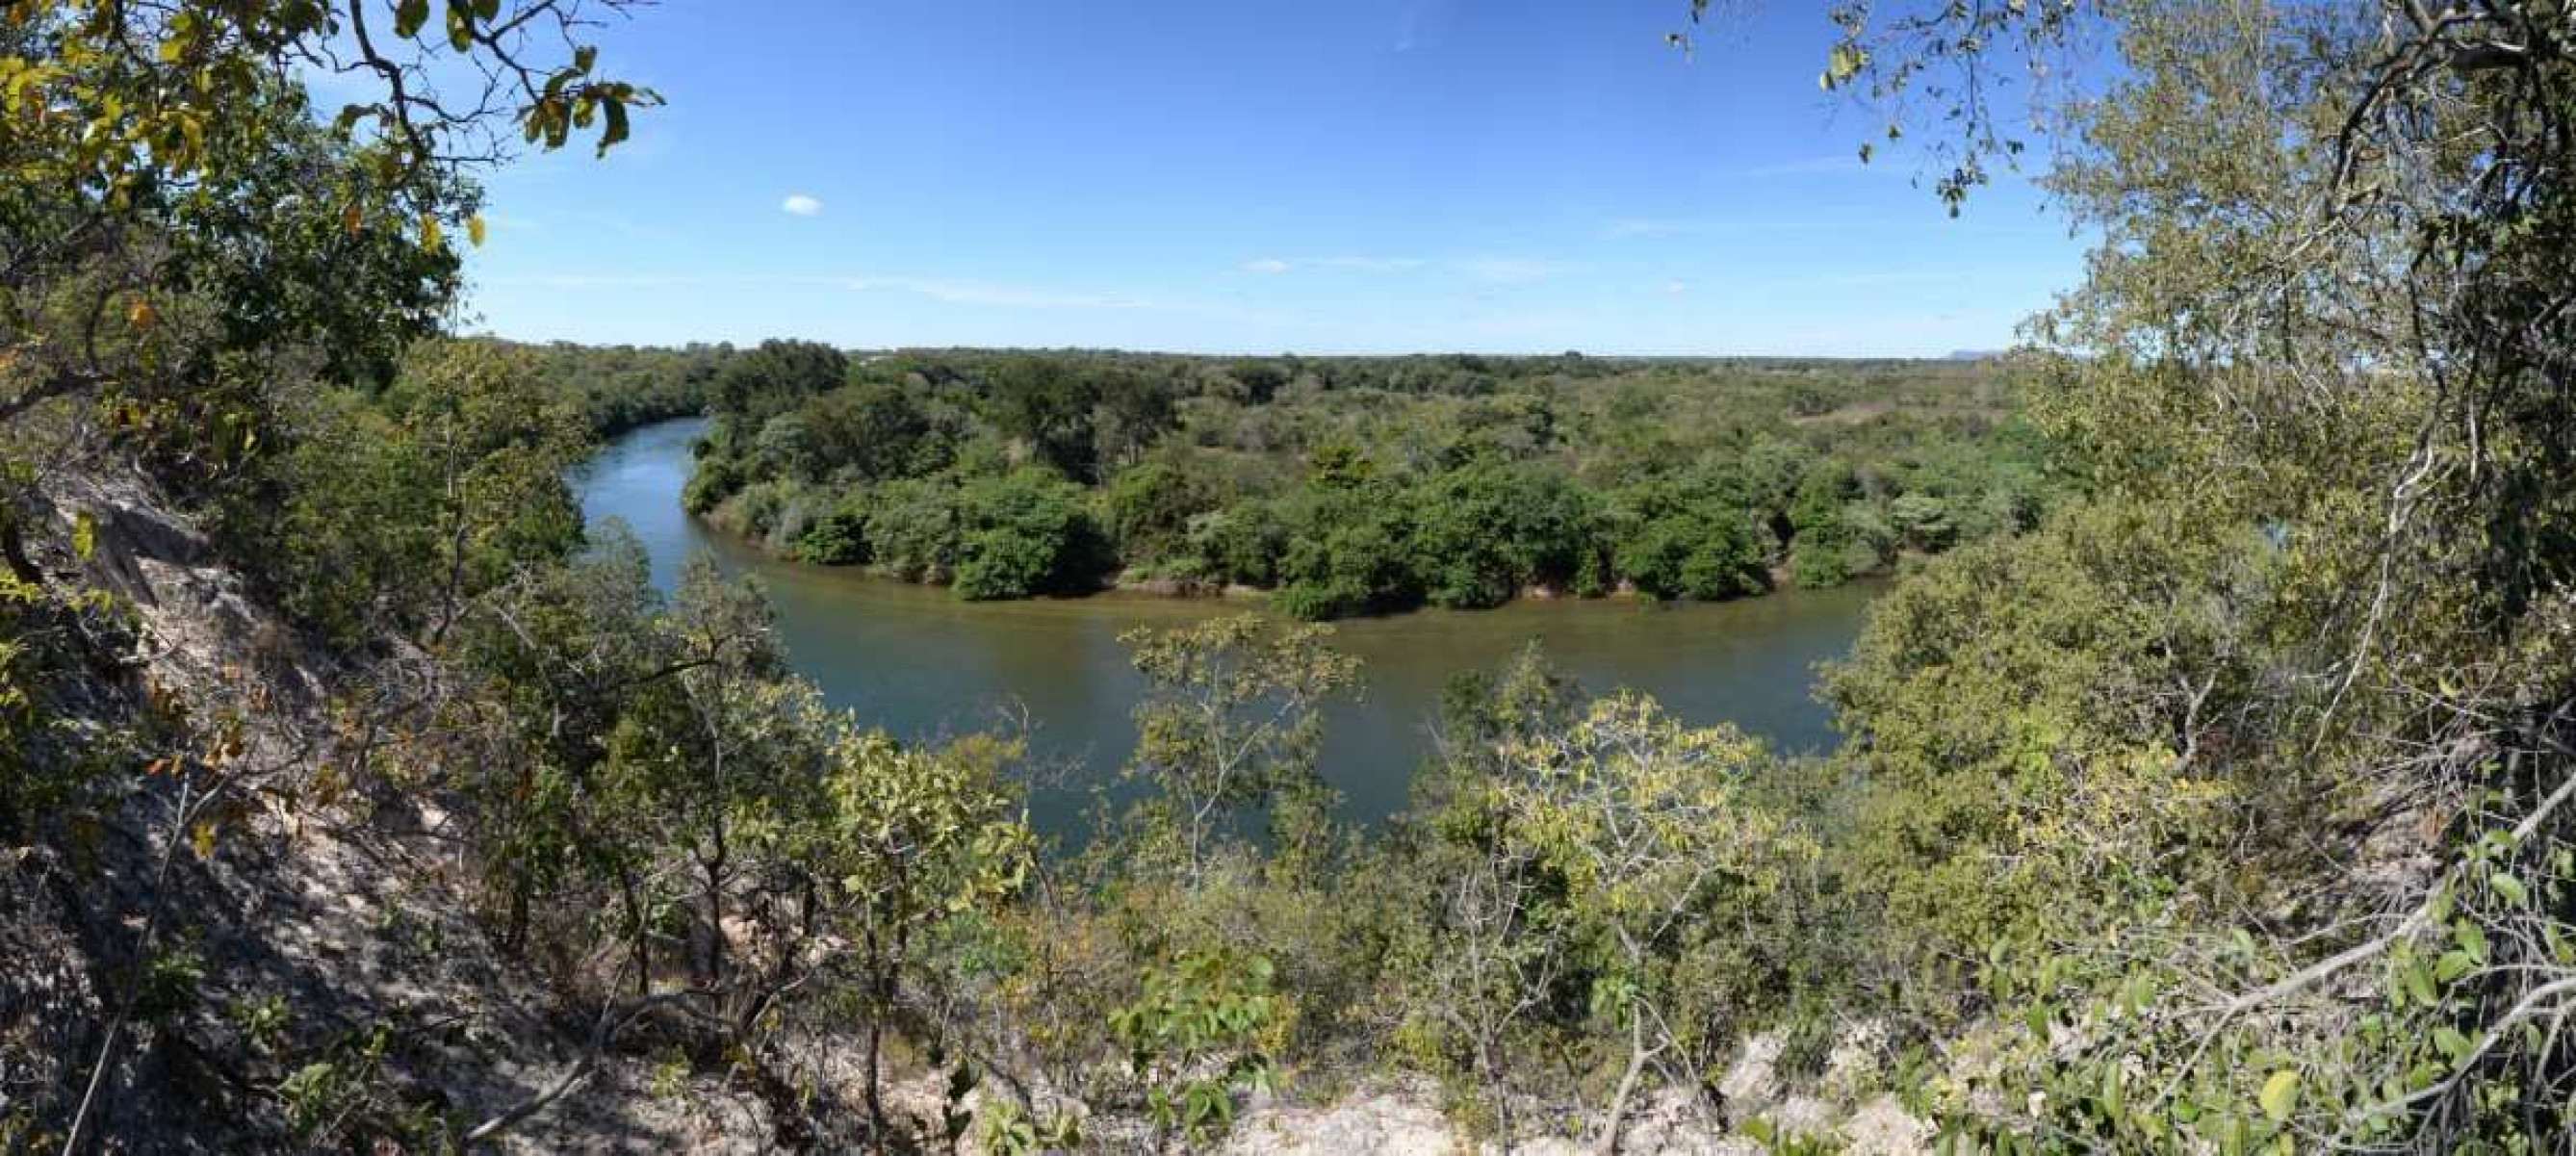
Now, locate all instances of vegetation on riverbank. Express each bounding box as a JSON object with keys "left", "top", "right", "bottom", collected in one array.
[
  {"left": 660, "top": 346, "right": 2060, "bottom": 615},
  {"left": 6, "top": 1, "right": 2576, "bottom": 1152}
]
